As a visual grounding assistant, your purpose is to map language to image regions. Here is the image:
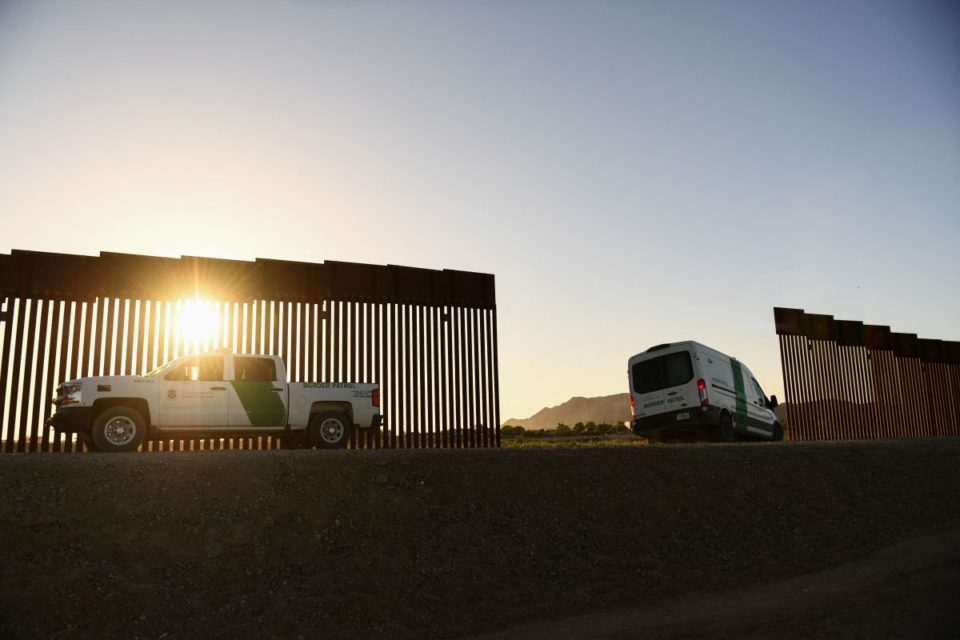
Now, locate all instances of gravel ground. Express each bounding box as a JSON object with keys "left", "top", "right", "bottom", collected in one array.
[{"left": 1, "top": 440, "right": 959, "bottom": 639}]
